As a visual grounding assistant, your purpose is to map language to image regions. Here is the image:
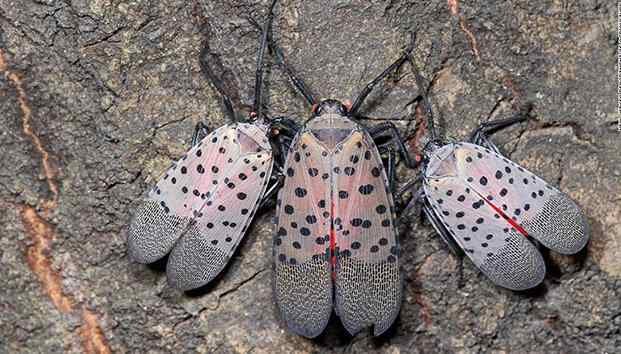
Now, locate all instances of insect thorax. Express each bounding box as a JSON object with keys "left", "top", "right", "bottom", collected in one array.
[
  {"left": 305, "top": 113, "right": 358, "bottom": 150},
  {"left": 424, "top": 143, "right": 459, "bottom": 179},
  {"left": 236, "top": 122, "right": 272, "bottom": 154}
]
